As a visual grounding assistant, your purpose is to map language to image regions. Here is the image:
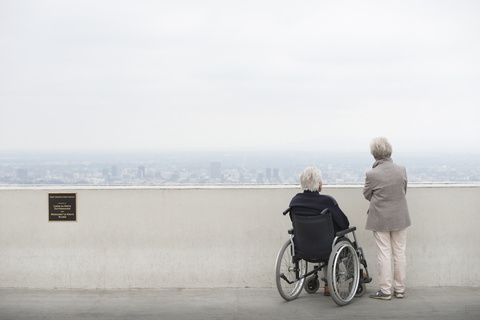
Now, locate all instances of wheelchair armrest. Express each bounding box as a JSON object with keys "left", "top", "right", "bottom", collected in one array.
[{"left": 335, "top": 226, "right": 357, "bottom": 237}]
